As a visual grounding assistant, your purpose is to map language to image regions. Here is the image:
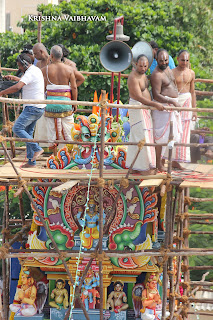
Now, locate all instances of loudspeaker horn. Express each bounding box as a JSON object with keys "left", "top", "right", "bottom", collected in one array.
[
  {"left": 131, "top": 41, "right": 154, "bottom": 68},
  {"left": 100, "top": 40, "right": 133, "bottom": 72}
]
